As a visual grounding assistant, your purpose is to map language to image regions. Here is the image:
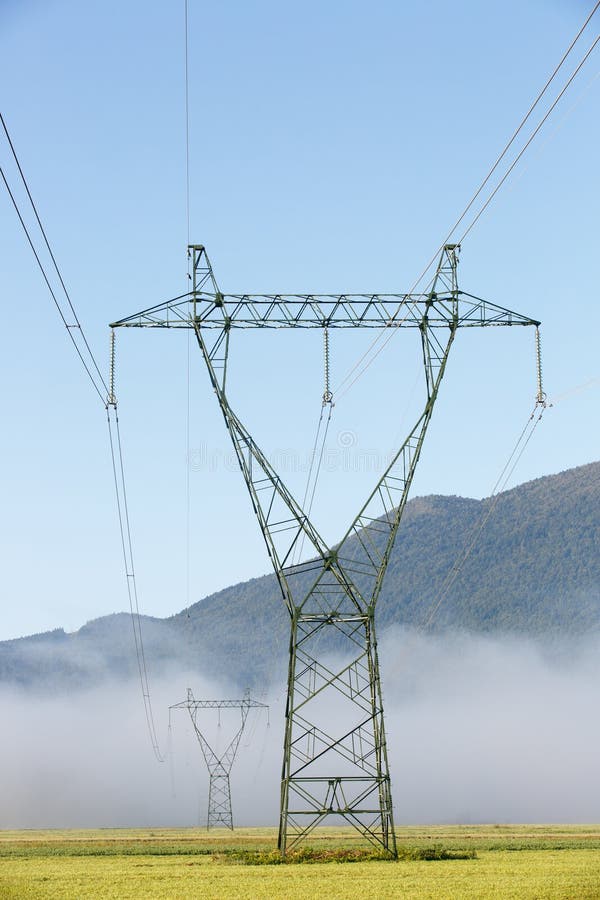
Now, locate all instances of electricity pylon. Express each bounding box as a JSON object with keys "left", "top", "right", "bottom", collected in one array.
[
  {"left": 112, "top": 244, "right": 540, "bottom": 857},
  {"left": 170, "top": 689, "right": 268, "bottom": 829}
]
